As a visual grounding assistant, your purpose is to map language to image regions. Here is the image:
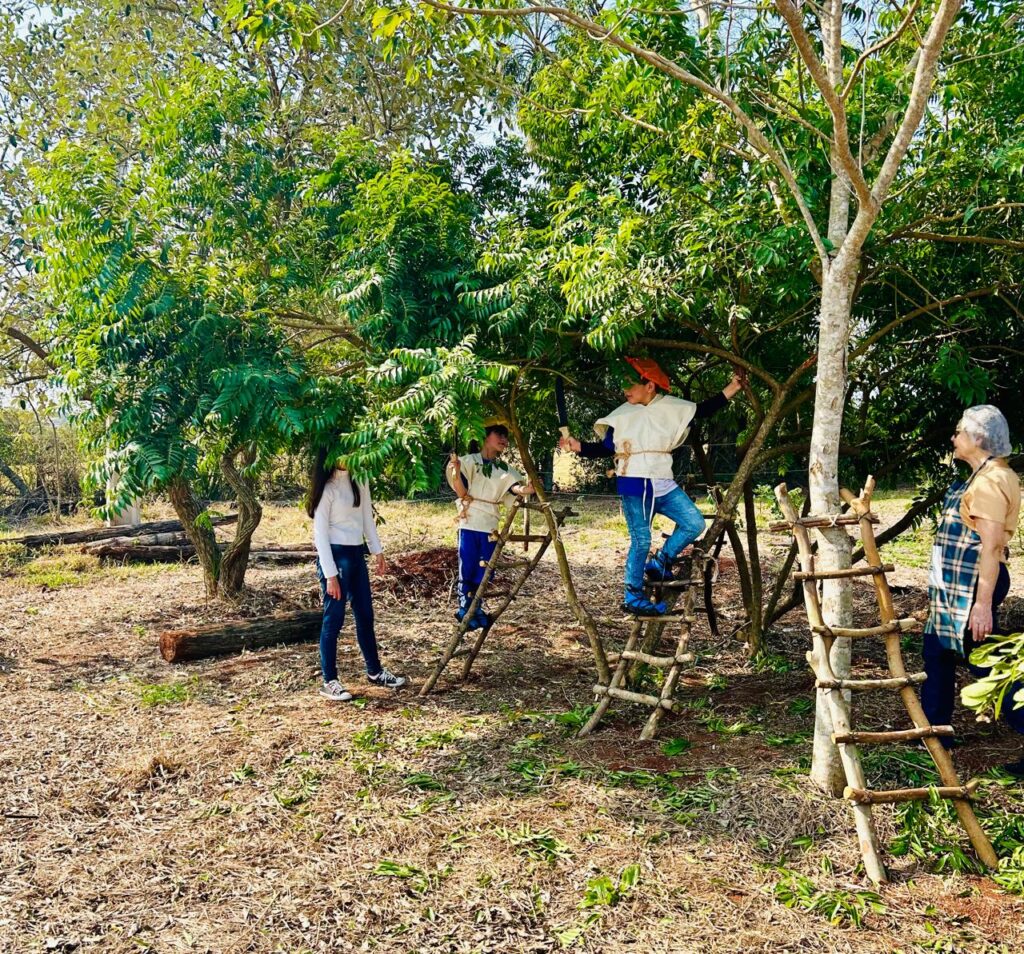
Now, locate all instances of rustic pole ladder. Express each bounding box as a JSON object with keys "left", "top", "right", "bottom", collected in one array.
[
  {"left": 774, "top": 477, "right": 997, "bottom": 883},
  {"left": 419, "top": 498, "right": 576, "bottom": 696},
  {"left": 578, "top": 552, "right": 706, "bottom": 741}
]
